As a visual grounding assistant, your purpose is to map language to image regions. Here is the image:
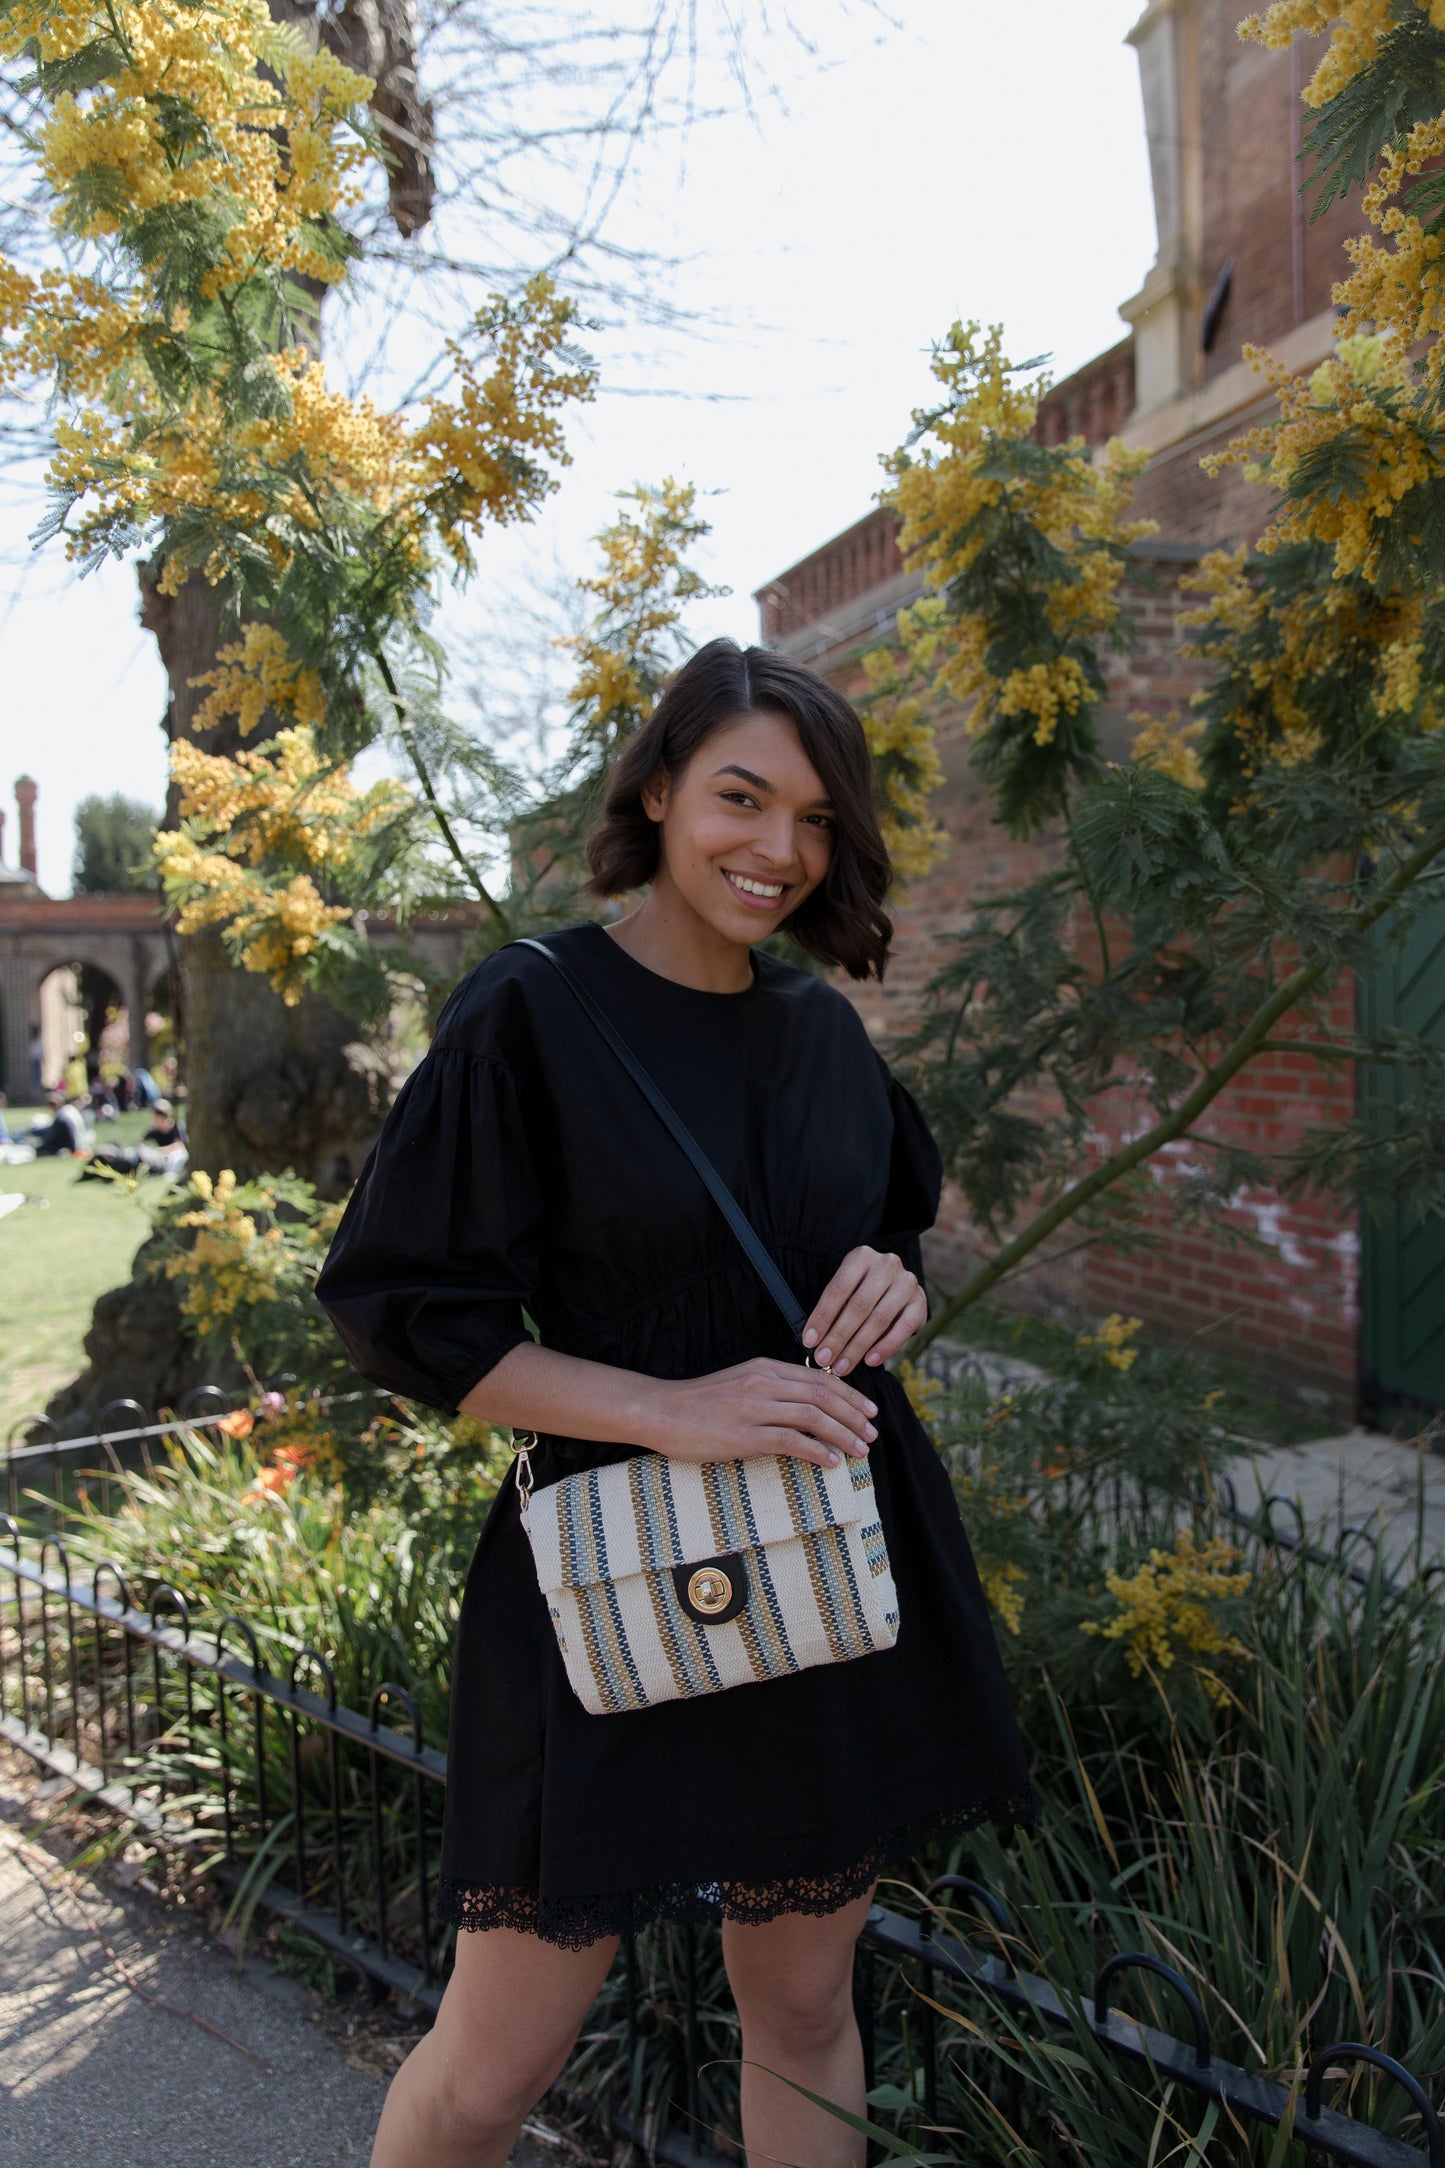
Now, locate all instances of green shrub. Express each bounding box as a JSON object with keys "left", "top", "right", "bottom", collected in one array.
[
  {"left": 146, "top": 1168, "right": 353, "bottom": 1397},
  {"left": 66, "top": 1421, "right": 508, "bottom": 1732},
  {"left": 54, "top": 1319, "right": 1444, "bottom": 2162}
]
